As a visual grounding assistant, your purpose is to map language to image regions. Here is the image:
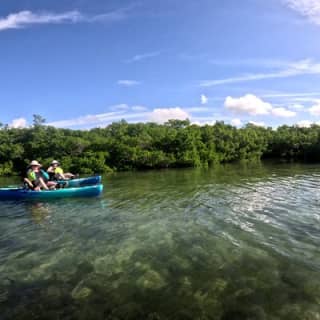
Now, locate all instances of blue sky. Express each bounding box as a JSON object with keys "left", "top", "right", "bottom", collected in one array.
[{"left": 1, "top": 0, "right": 320, "bottom": 129}]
